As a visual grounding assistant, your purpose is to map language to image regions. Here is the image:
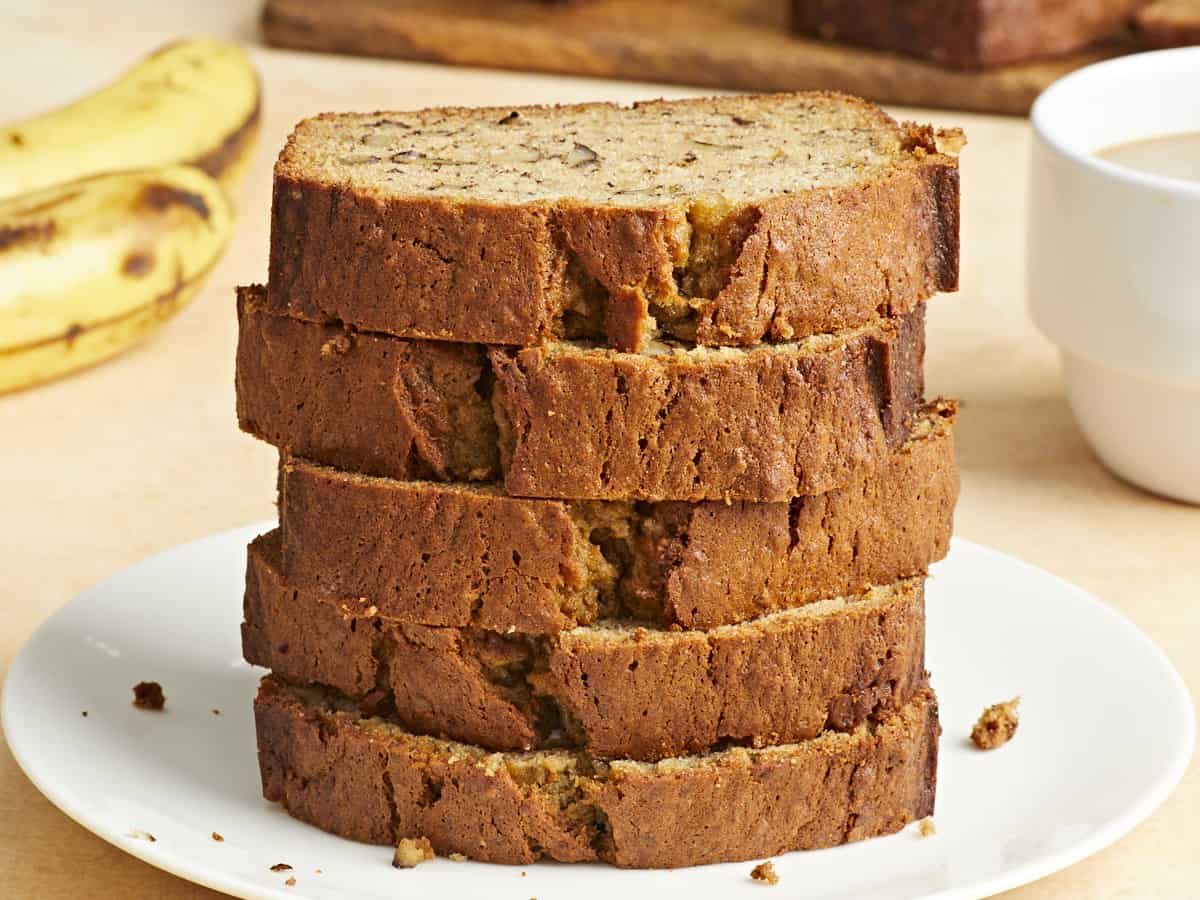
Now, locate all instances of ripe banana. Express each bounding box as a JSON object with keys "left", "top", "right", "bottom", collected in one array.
[
  {"left": 0, "top": 39, "right": 260, "bottom": 199},
  {"left": 0, "top": 165, "right": 233, "bottom": 395}
]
